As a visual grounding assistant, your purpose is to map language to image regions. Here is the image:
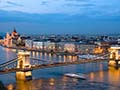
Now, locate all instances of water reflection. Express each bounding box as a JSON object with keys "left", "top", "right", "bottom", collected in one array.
[
  {"left": 1, "top": 46, "right": 120, "bottom": 90},
  {"left": 88, "top": 66, "right": 120, "bottom": 87},
  {"left": 0, "top": 46, "right": 17, "bottom": 63},
  {"left": 15, "top": 80, "right": 32, "bottom": 90},
  {"left": 108, "top": 67, "right": 120, "bottom": 85},
  {"left": 9, "top": 72, "right": 120, "bottom": 90},
  {"left": 7, "top": 84, "right": 14, "bottom": 90},
  {"left": 13, "top": 77, "right": 79, "bottom": 90},
  {"left": 4, "top": 62, "right": 120, "bottom": 90},
  {"left": 30, "top": 51, "right": 78, "bottom": 63}
]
